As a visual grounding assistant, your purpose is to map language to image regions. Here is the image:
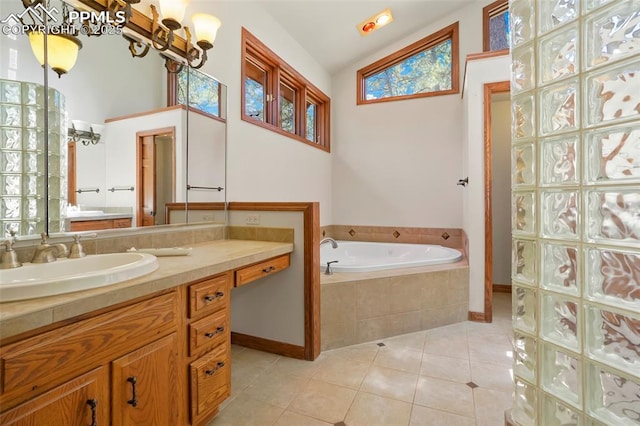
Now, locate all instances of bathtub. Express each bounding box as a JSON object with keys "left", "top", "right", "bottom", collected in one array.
[{"left": 320, "top": 241, "right": 463, "bottom": 273}]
